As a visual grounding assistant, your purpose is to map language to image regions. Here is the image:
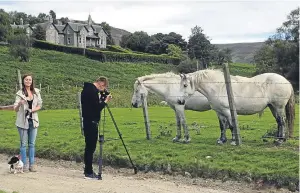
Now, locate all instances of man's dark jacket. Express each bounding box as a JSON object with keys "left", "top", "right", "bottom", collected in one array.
[{"left": 81, "top": 82, "right": 106, "bottom": 122}]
